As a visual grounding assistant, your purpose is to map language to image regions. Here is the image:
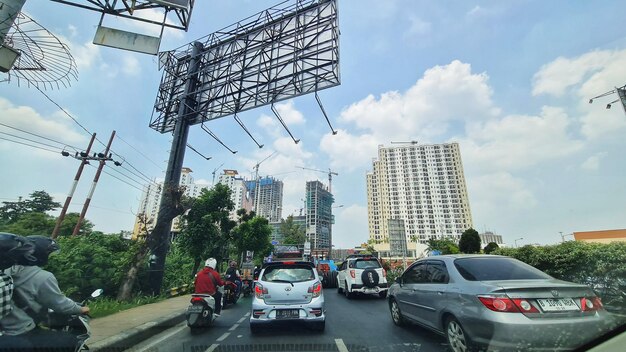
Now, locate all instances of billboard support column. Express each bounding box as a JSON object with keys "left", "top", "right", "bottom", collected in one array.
[{"left": 147, "top": 41, "right": 203, "bottom": 295}]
